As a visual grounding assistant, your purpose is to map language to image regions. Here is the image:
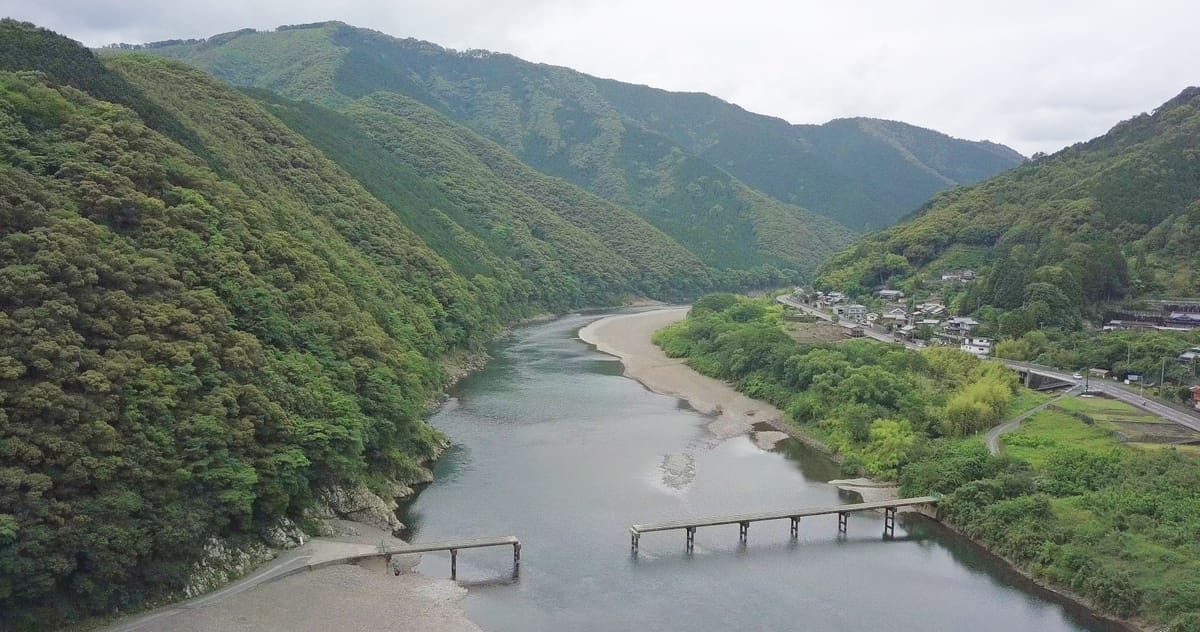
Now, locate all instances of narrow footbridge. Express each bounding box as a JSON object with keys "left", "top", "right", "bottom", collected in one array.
[
  {"left": 629, "top": 497, "right": 939, "bottom": 554},
  {"left": 341, "top": 536, "right": 521, "bottom": 579}
]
